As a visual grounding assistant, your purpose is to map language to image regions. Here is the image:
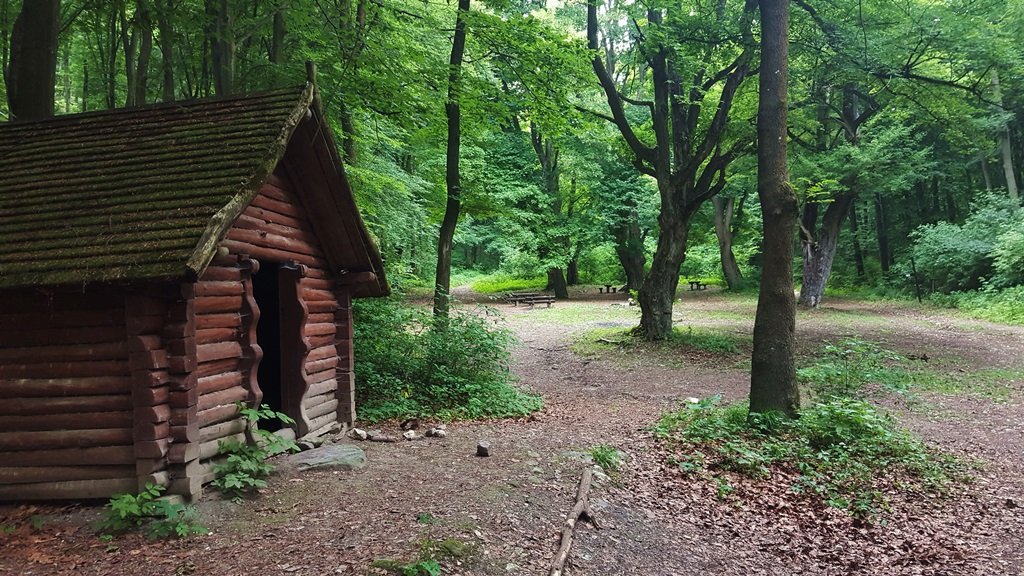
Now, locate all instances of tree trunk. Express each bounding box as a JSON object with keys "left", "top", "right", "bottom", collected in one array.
[
  {"left": 614, "top": 209, "right": 646, "bottom": 292},
  {"left": 874, "top": 193, "right": 890, "bottom": 273},
  {"left": 547, "top": 269, "right": 569, "bottom": 299},
  {"left": 433, "top": 0, "right": 470, "bottom": 318},
  {"left": 207, "top": 0, "right": 234, "bottom": 95},
  {"left": 6, "top": 0, "right": 60, "bottom": 120},
  {"left": 566, "top": 257, "right": 579, "bottom": 286},
  {"left": 636, "top": 213, "right": 688, "bottom": 339},
  {"left": 992, "top": 70, "right": 1019, "bottom": 206},
  {"left": 798, "top": 194, "right": 853, "bottom": 307},
  {"left": 157, "top": 0, "right": 175, "bottom": 102},
  {"left": 750, "top": 0, "right": 799, "bottom": 417},
  {"left": 712, "top": 196, "right": 744, "bottom": 290},
  {"left": 849, "top": 201, "right": 865, "bottom": 278},
  {"left": 270, "top": 8, "right": 285, "bottom": 65}
]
